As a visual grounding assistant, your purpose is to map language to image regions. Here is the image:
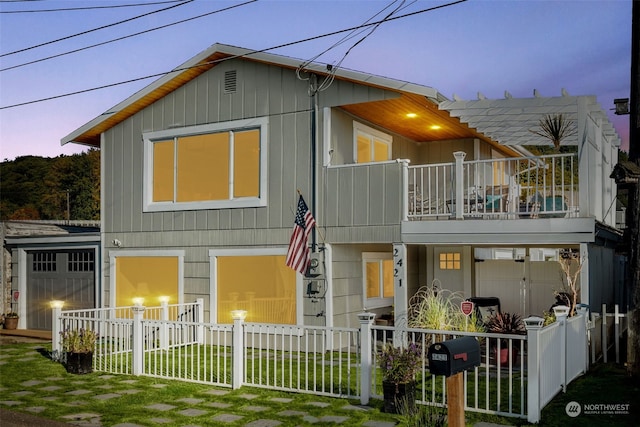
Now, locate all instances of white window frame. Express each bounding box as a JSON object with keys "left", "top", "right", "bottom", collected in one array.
[
  {"left": 143, "top": 117, "right": 268, "bottom": 212},
  {"left": 353, "top": 121, "right": 392, "bottom": 163},
  {"left": 362, "top": 252, "right": 393, "bottom": 309},
  {"left": 208, "top": 247, "right": 303, "bottom": 326}
]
